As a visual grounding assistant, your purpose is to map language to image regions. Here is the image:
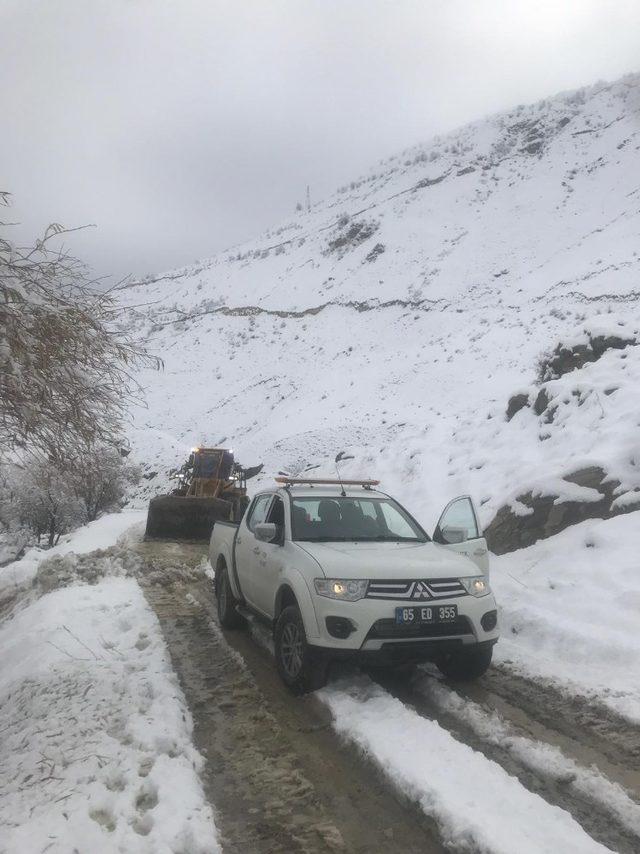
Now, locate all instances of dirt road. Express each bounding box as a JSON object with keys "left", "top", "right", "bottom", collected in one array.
[
  {"left": 130, "top": 540, "right": 640, "bottom": 854},
  {"left": 135, "top": 541, "right": 446, "bottom": 854}
]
